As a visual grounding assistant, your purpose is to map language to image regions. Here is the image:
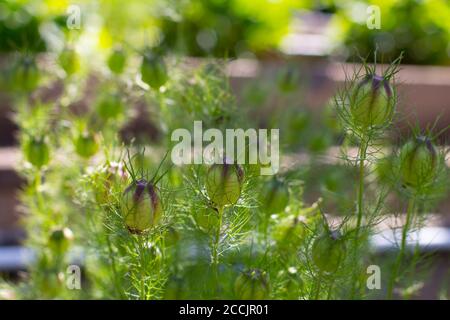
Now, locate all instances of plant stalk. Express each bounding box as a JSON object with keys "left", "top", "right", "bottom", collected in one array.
[
  {"left": 387, "top": 198, "right": 415, "bottom": 299},
  {"left": 350, "top": 137, "right": 369, "bottom": 298}
]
